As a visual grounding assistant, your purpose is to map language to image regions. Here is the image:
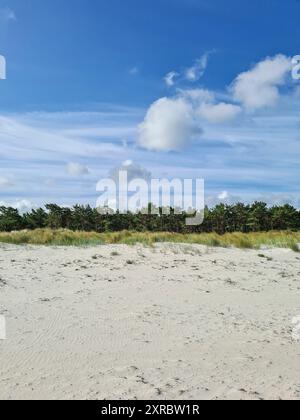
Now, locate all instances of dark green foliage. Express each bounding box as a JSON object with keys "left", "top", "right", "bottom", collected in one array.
[
  {"left": 22, "top": 208, "right": 48, "bottom": 230},
  {"left": 270, "top": 204, "right": 300, "bottom": 230},
  {"left": 0, "top": 206, "right": 23, "bottom": 232},
  {"left": 0, "top": 202, "right": 299, "bottom": 234}
]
